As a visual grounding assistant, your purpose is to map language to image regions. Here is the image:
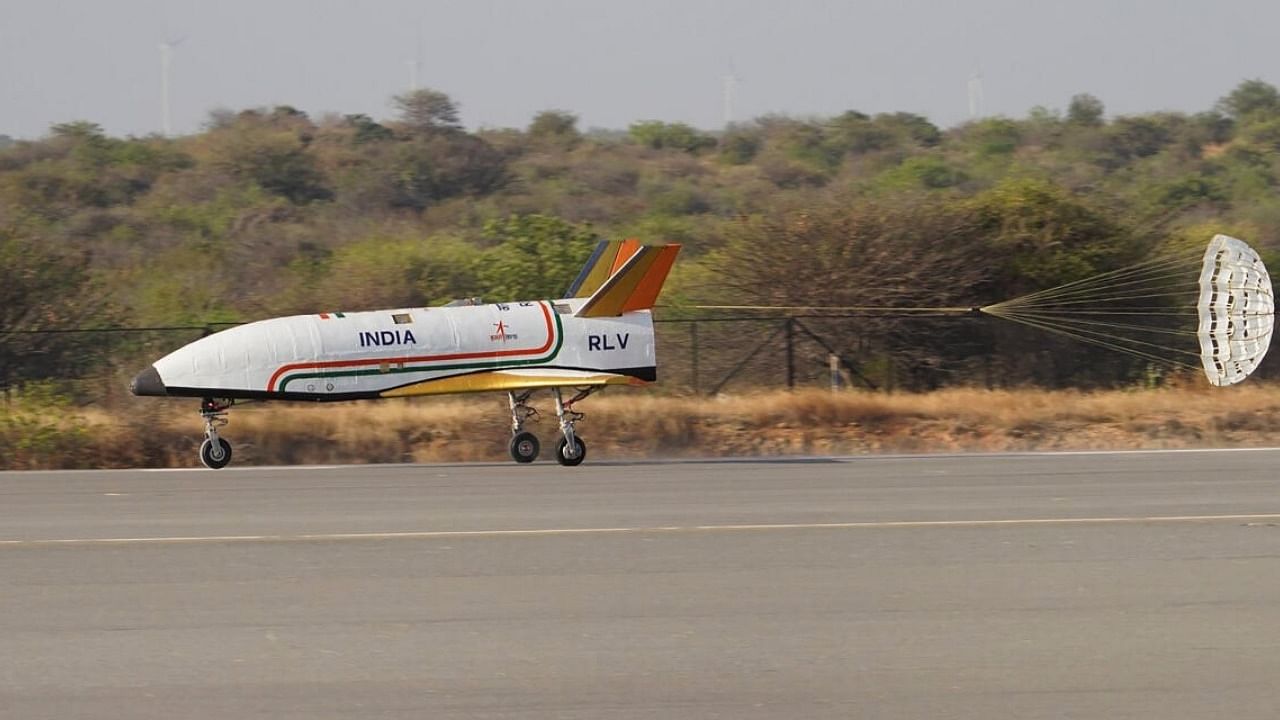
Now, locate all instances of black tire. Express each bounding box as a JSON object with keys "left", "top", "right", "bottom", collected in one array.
[
  {"left": 509, "top": 431, "right": 540, "bottom": 463},
  {"left": 555, "top": 436, "right": 586, "bottom": 467},
  {"left": 199, "top": 437, "right": 232, "bottom": 469}
]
